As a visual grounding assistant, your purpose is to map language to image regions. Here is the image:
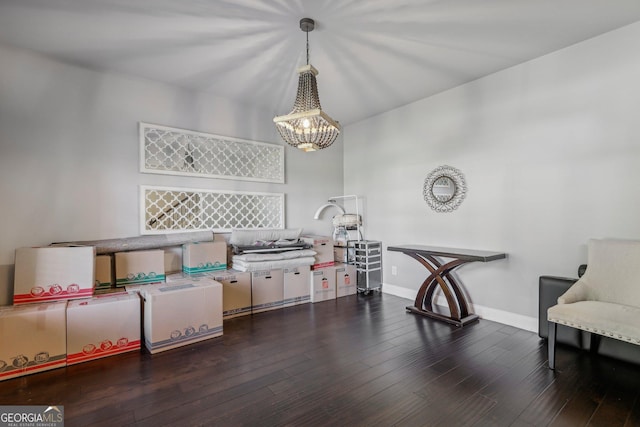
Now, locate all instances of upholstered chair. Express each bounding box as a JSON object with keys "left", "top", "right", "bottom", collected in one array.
[{"left": 547, "top": 239, "right": 640, "bottom": 369}]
